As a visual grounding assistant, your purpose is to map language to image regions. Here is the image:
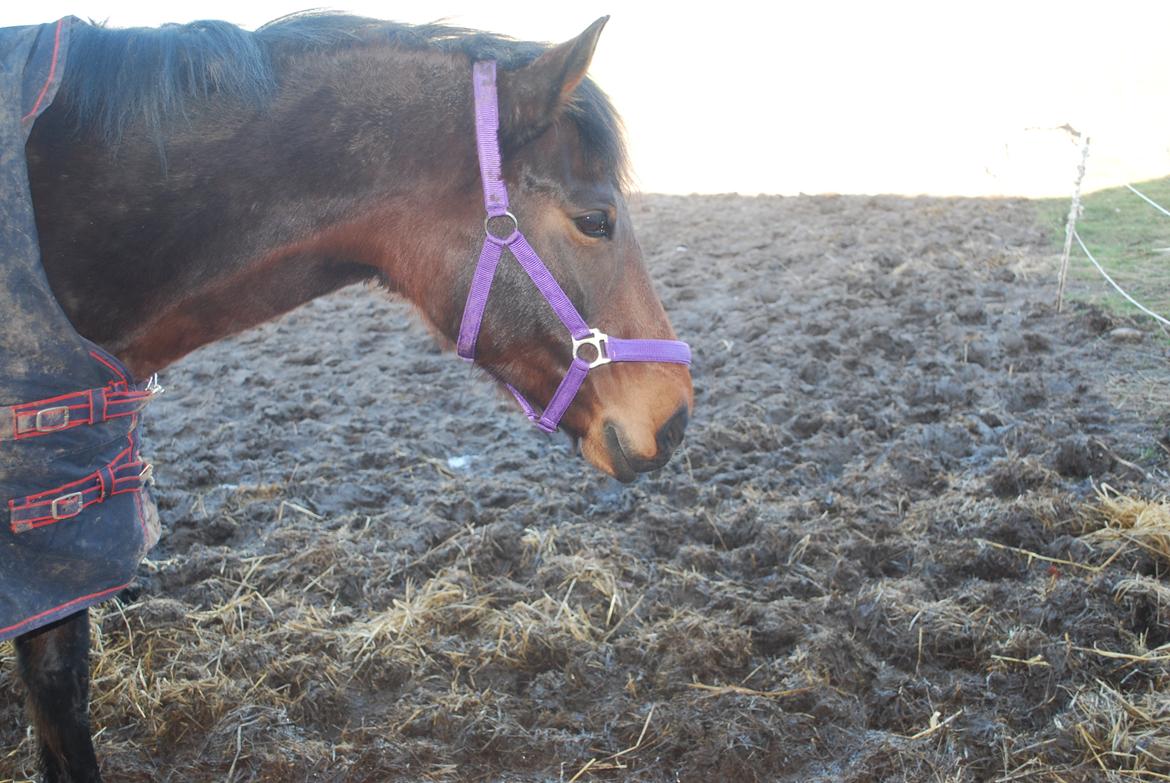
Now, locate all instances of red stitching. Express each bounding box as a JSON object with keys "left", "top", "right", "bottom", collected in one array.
[
  {"left": 21, "top": 18, "right": 64, "bottom": 123},
  {"left": 132, "top": 490, "right": 149, "bottom": 543},
  {"left": 9, "top": 386, "right": 151, "bottom": 441},
  {"left": 8, "top": 439, "right": 151, "bottom": 530},
  {"left": 17, "top": 443, "right": 133, "bottom": 502},
  {"left": 14, "top": 417, "right": 83, "bottom": 441},
  {"left": 18, "top": 472, "right": 95, "bottom": 502},
  {"left": 13, "top": 490, "right": 98, "bottom": 528},
  {"left": 0, "top": 582, "right": 131, "bottom": 639},
  {"left": 88, "top": 349, "right": 128, "bottom": 383},
  {"left": 14, "top": 389, "right": 87, "bottom": 409},
  {"left": 12, "top": 478, "right": 144, "bottom": 530}
]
